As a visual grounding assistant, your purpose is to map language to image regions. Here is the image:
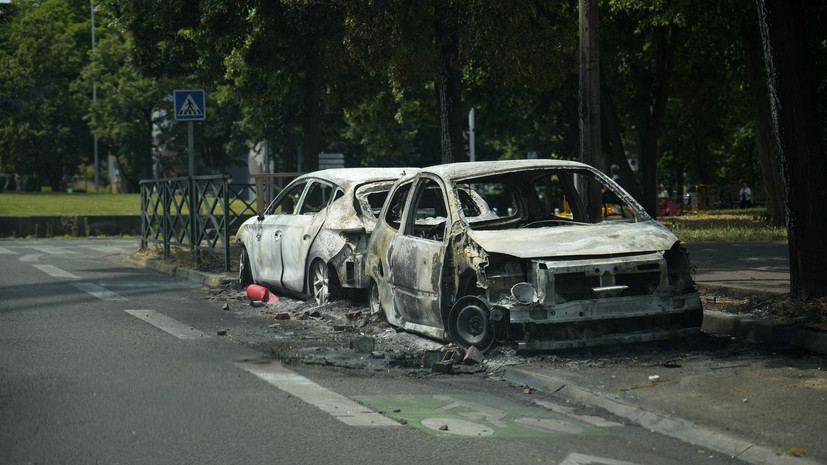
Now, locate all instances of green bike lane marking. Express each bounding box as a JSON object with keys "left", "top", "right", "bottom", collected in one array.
[{"left": 355, "top": 392, "right": 611, "bottom": 439}]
